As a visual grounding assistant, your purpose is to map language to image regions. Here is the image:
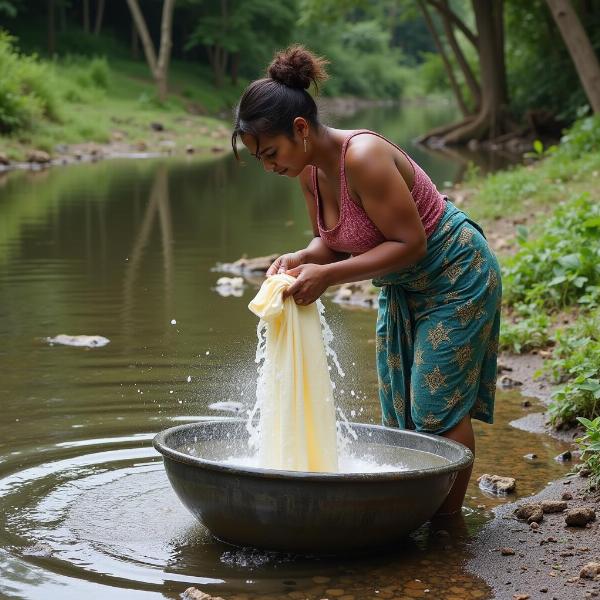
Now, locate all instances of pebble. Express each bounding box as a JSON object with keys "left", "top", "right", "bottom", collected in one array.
[
  {"left": 561, "top": 492, "right": 573, "bottom": 501},
  {"left": 565, "top": 507, "right": 596, "bottom": 527},
  {"left": 515, "top": 503, "right": 544, "bottom": 523},
  {"left": 324, "top": 589, "right": 345, "bottom": 597},
  {"left": 580, "top": 562, "right": 600, "bottom": 579},
  {"left": 555, "top": 451, "right": 572, "bottom": 462},
  {"left": 501, "top": 547, "right": 516, "bottom": 556},
  {"left": 478, "top": 474, "right": 516, "bottom": 495},
  {"left": 523, "top": 453, "right": 537, "bottom": 460},
  {"left": 312, "top": 577, "right": 331, "bottom": 584},
  {"left": 540, "top": 500, "right": 567, "bottom": 514},
  {"left": 513, "top": 595, "right": 530, "bottom": 600}
]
